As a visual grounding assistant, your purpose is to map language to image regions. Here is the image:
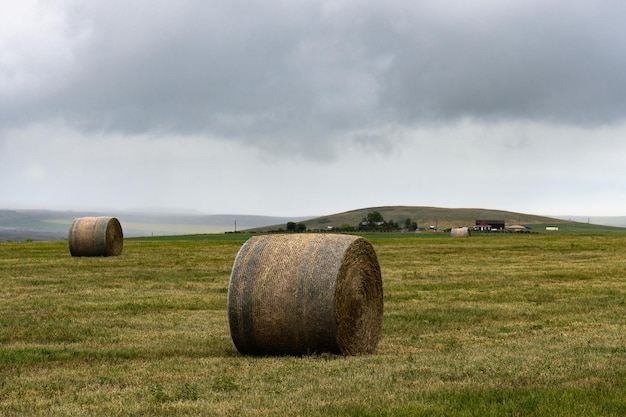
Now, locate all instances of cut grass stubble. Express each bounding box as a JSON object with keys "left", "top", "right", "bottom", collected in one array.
[{"left": 1, "top": 231, "right": 626, "bottom": 416}]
